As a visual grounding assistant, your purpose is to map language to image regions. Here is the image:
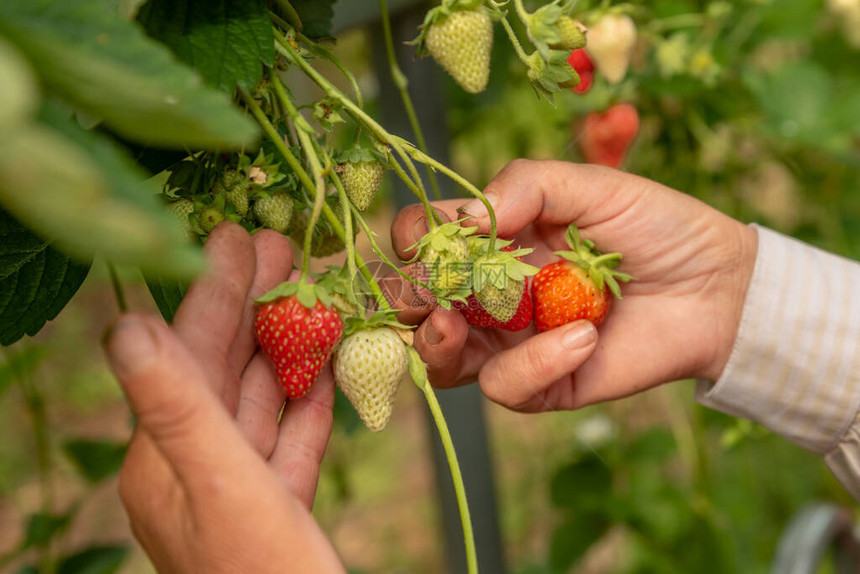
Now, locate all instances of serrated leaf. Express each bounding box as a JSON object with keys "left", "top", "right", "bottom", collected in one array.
[
  {"left": 0, "top": 210, "right": 91, "bottom": 346},
  {"left": 144, "top": 274, "right": 188, "bottom": 323},
  {"left": 0, "top": 0, "right": 258, "bottom": 149},
  {"left": 0, "top": 103, "right": 205, "bottom": 278},
  {"left": 139, "top": 0, "right": 274, "bottom": 94},
  {"left": 63, "top": 439, "right": 127, "bottom": 483},
  {"left": 291, "top": 0, "right": 337, "bottom": 38},
  {"left": 57, "top": 545, "right": 128, "bottom": 574},
  {"left": 23, "top": 511, "right": 73, "bottom": 548}
]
